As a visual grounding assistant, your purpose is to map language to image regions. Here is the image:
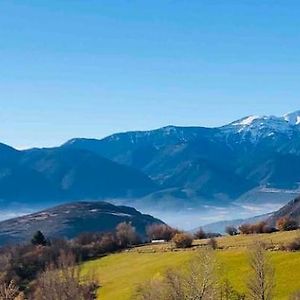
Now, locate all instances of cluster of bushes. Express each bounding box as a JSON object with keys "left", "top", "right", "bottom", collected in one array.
[
  {"left": 146, "top": 224, "right": 179, "bottom": 241},
  {"left": 193, "top": 228, "right": 221, "bottom": 239},
  {"left": 146, "top": 224, "right": 193, "bottom": 249},
  {"left": 163, "top": 217, "right": 299, "bottom": 251},
  {"left": 0, "top": 221, "right": 142, "bottom": 299},
  {"left": 74, "top": 222, "right": 141, "bottom": 259},
  {"left": 194, "top": 228, "right": 207, "bottom": 239},
  {"left": 171, "top": 233, "right": 193, "bottom": 248},
  {"left": 224, "top": 217, "right": 299, "bottom": 237},
  {"left": 238, "top": 221, "right": 276, "bottom": 235},
  {"left": 276, "top": 217, "right": 299, "bottom": 231},
  {"left": 146, "top": 224, "right": 220, "bottom": 249}
]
